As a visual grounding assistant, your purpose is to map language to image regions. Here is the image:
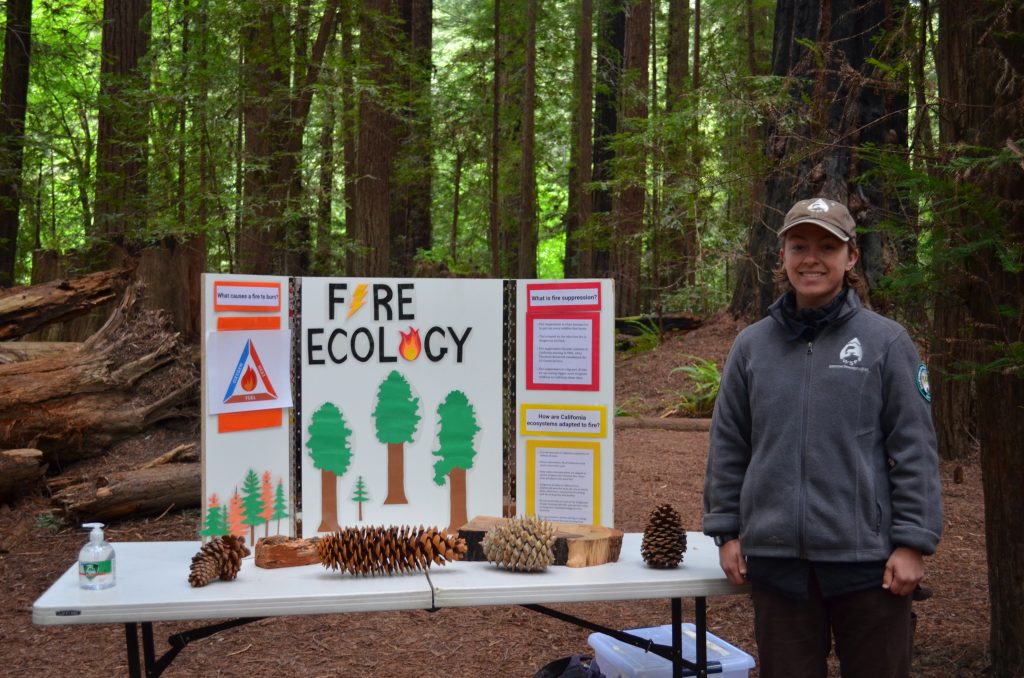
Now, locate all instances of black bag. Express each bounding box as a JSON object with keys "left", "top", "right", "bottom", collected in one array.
[{"left": 532, "top": 654, "right": 606, "bottom": 678}]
